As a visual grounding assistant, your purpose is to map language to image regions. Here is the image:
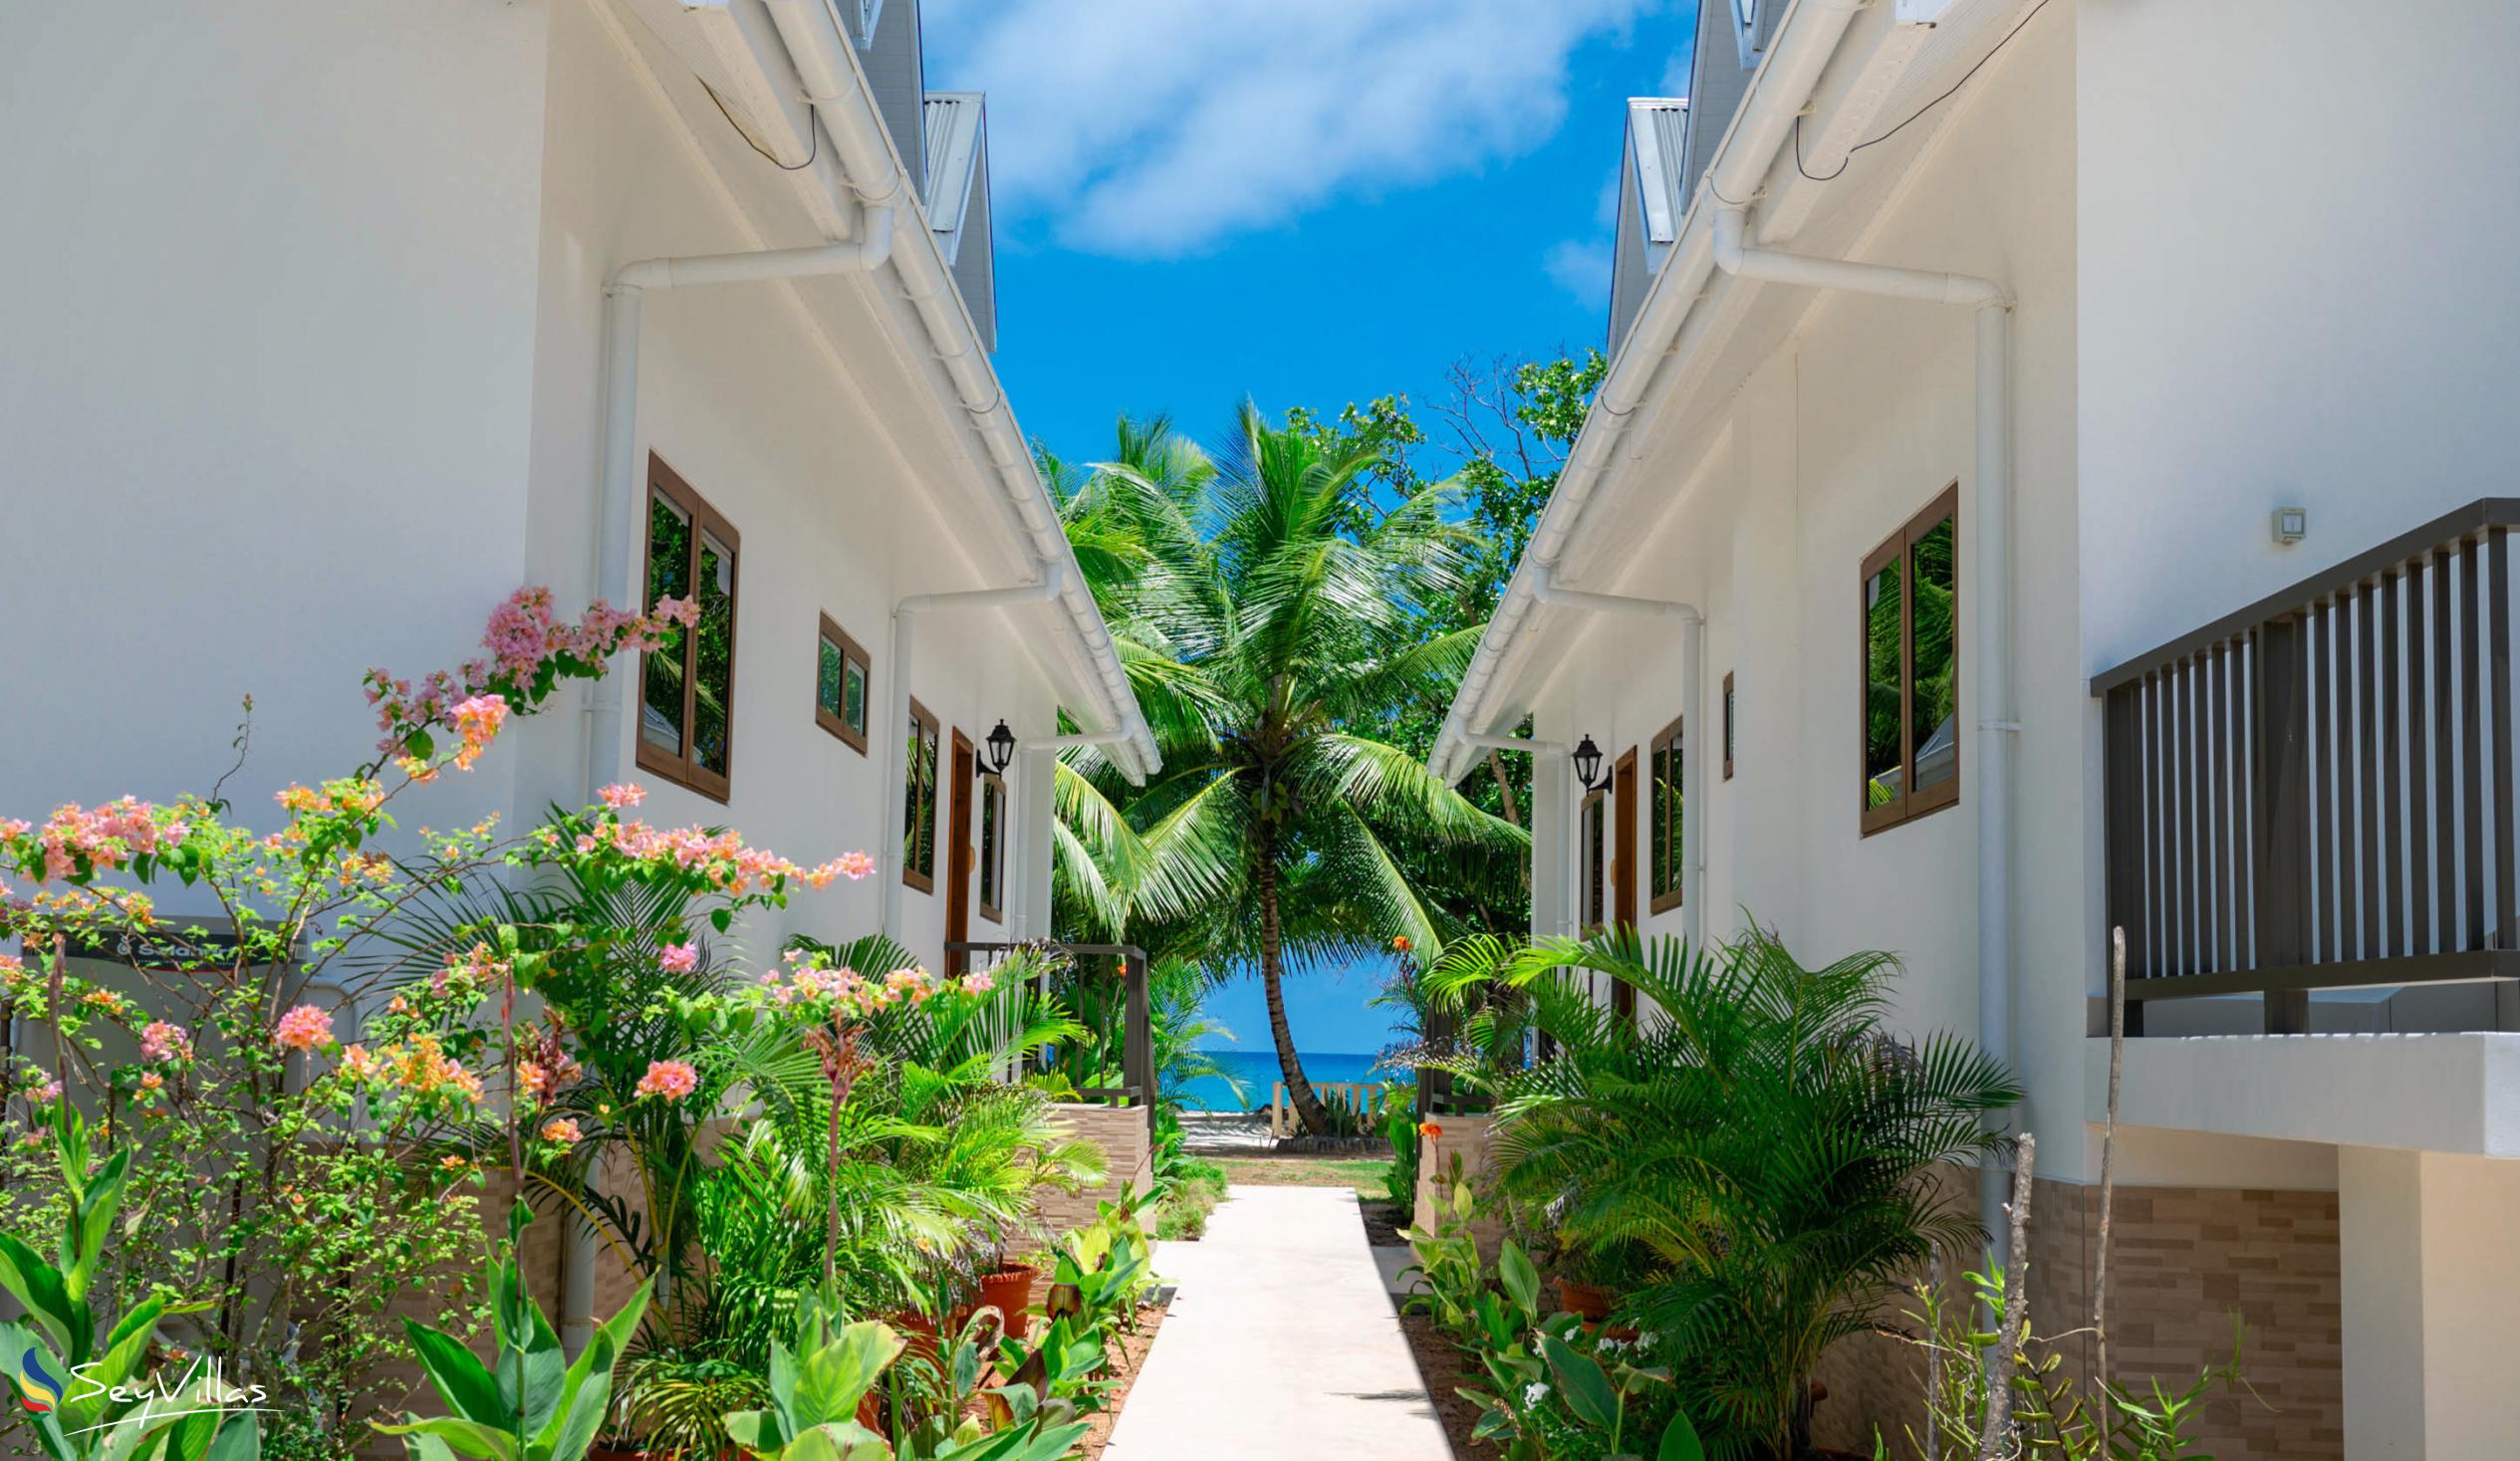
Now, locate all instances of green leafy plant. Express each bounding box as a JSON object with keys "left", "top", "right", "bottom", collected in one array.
[
  {"left": 1430, "top": 925, "right": 2022, "bottom": 1460},
  {"left": 1397, "top": 1176, "right": 1488, "bottom": 1348},
  {"left": 0, "top": 1105, "right": 256, "bottom": 1461},
  {"left": 720, "top": 1299, "right": 903, "bottom": 1461},
  {"left": 1383, "top": 1104, "right": 1422, "bottom": 1208},
  {"left": 1050, "top": 1198, "right": 1153, "bottom": 1339},
  {"left": 1892, "top": 1264, "right": 2250, "bottom": 1461},
  {"left": 375, "top": 1207, "right": 651, "bottom": 1461}
]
